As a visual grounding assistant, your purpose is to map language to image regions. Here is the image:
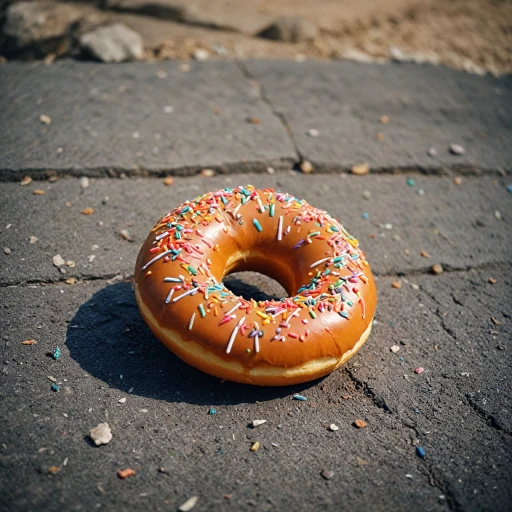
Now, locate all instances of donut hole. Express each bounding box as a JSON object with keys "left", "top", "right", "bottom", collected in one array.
[{"left": 223, "top": 271, "right": 288, "bottom": 302}]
